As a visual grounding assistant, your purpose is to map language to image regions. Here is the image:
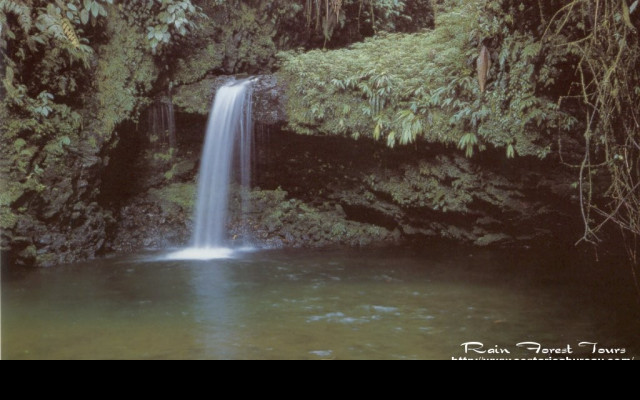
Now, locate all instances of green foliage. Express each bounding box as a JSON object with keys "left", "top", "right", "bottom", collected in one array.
[
  {"left": 153, "top": 148, "right": 176, "bottom": 162},
  {"left": 116, "top": 1, "right": 205, "bottom": 54},
  {"left": 170, "top": 0, "right": 434, "bottom": 82},
  {"left": 275, "top": 0, "right": 434, "bottom": 48},
  {"left": 0, "top": 0, "right": 180, "bottom": 261},
  {"left": 148, "top": 182, "right": 197, "bottom": 213},
  {"left": 283, "top": 0, "right": 640, "bottom": 254},
  {"left": 458, "top": 133, "right": 478, "bottom": 158},
  {"left": 164, "top": 164, "right": 178, "bottom": 180},
  {"left": 280, "top": 0, "right": 576, "bottom": 158},
  {"left": 94, "top": 12, "right": 158, "bottom": 136},
  {"left": 141, "top": 0, "right": 204, "bottom": 54}
]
